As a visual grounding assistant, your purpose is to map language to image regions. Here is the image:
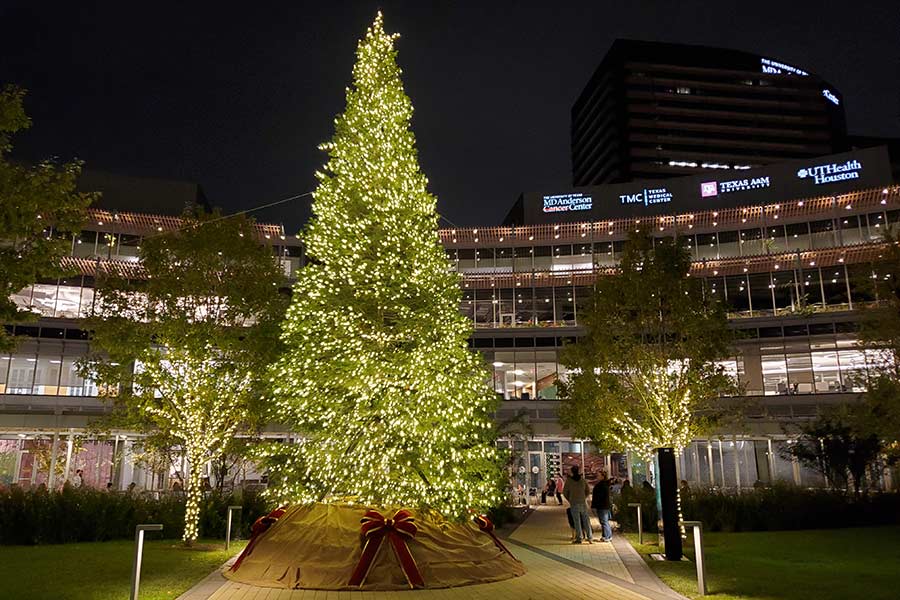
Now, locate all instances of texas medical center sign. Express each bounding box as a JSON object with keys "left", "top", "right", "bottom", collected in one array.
[{"left": 522, "top": 146, "right": 892, "bottom": 225}]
